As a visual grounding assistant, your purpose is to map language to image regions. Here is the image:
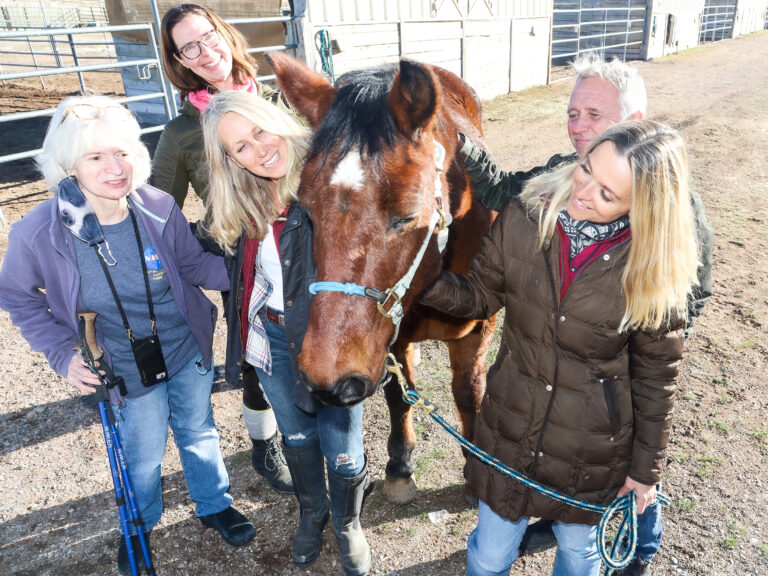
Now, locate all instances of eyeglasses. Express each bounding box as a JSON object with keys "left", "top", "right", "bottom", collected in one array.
[
  {"left": 64, "top": 103, "right": 133, "bottom": 121},
  {"left": 177, "top": 29, "right": 221, "bottom": 60}
]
